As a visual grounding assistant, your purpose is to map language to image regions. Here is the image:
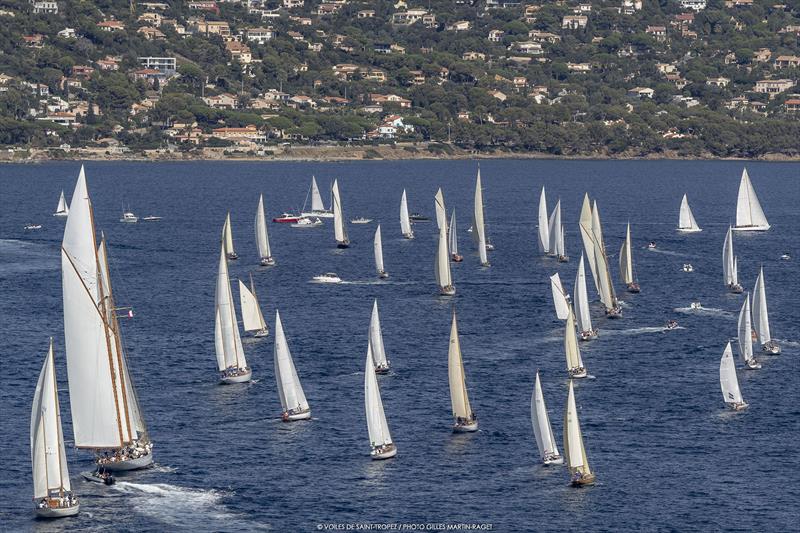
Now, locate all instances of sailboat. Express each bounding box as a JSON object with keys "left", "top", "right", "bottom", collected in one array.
[
  {"left": 365, "top": 342, "right": 396, "bottom": 459},
  {"left": 400, "top": 189, "right": 414, "bottom": 239},
  {"left": 537, "top": 187, "right": 550, "bottom": 255},
  {"left": 578, "top": 194, "right": 598, "bottom": 294},
  {"left": 564, "top": 380, "right": 595, "bottom": 486},
  {"left": 549, "top": 273, "right": 570, "bottom": 320},
  {"left": 215, "top": 241, "right": 251, "bottom": 383},
  {"left": 619, "top": 222, "right": 640, "bottom": 293},
  {"left": 255, "top": 194, "right": 275, "bottom": 266},
  {"left": 449, "top": 209, "right": 463, "bottom": 262},
  {"left": 222, "top": 212, "right": 238, "bottom": 260},
  {"left": 274, "top": 310, "right": 311, "bottom": 421},
  {"left": 579, "top": 195, "right": 621, "bottom": 317},
  {"left": 448, "top": 311, "right": 478, "bottom": 432},
  {"left": 677, "top": 194, "right": 702, "bottom": 232},
  {"left": 435, "top": 207, "right": 455, "bottom": 296},
  {"left": 61, "top": 166, "right": 154, "bottom": 471},
  {"left": 531, "top": 371, "right": 563, "bottom": 465},
  {"left": 473, "top": 168, "right": 490, "bottom": 267},
  {"left": 574, "top": 254, "right": 597, "bottom": 340},
  {"left": 733, "top": 168, "right": 770, "bottom": 231},
  {"left": 720, "top": 342, "right": 748, "bottom": 410},
  {"left": 752, "top": 267, "right": 780, "bottom": 354},
  {"left": 301, "top": 176, "right": 333, "bottom": 218},
  {"left": 547, "top": 200, "right": 560, "bottom": 258},
  {"left": 238, "top": 273, "right": 269, "bottom": 337},
  {"left": 564, "top": 308, "right": 587, "bottom": 378},
  {"left": 374, "top": 225, "right": 389, "bottom": 279},
  {"left": 557, "top": 225, "right": 568, "bottom": 262},
  {"left": 53, "top": 190, "right": 69, "bottom": 217},
  {"left": 332, "top": 179, "right": 350, "bottom": 248},
  {"left": 738, "top": 294, "right": 761, "bottom": 370},
  {"left": 368, "top": 300, "right": 390, "bottom": 374},
  {"left": 31, "top": 339, "right": 80, "bottom": 518},
  {"left": 723, "top": 227, "right": 743, "bottom": 293}
]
